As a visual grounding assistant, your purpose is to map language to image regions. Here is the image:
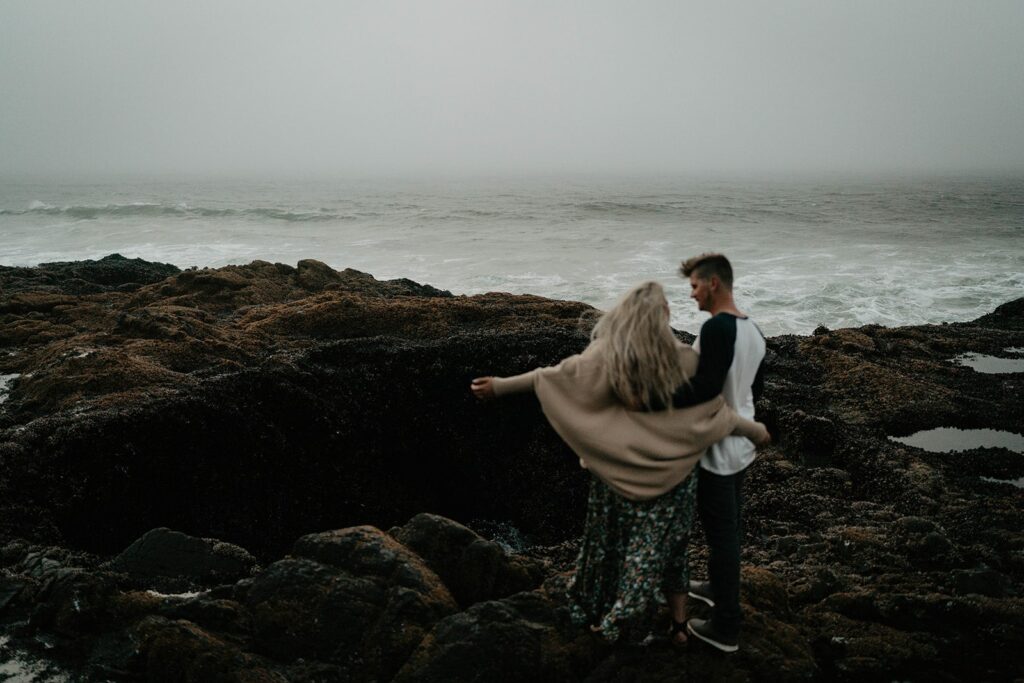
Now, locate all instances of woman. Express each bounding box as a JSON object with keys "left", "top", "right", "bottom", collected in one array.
[{"left": 471, "top": 281, "right": 769, "bottom": 643}]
